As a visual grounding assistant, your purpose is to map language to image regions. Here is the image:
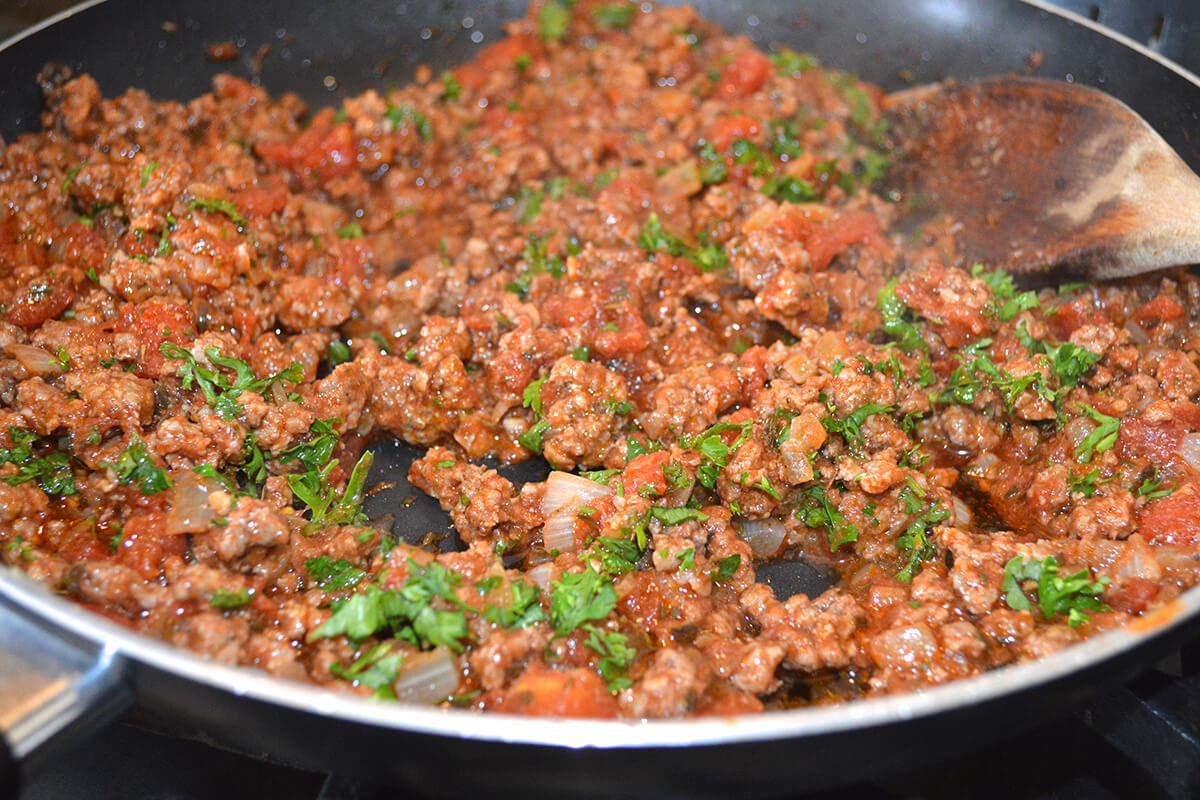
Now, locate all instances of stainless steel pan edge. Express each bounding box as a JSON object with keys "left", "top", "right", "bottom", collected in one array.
[
  {"left": 1, "top": 0, "right": 1200, "bottom": 795},
  {"left": 5, "top": 564, "right": 1200, "bottom": 749}
]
